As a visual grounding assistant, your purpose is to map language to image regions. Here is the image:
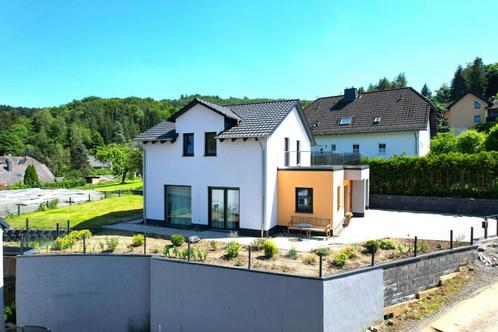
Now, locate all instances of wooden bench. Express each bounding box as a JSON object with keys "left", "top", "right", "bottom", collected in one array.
[{"left": 288, "top": 216, "right": 332, "bottom": 239}]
